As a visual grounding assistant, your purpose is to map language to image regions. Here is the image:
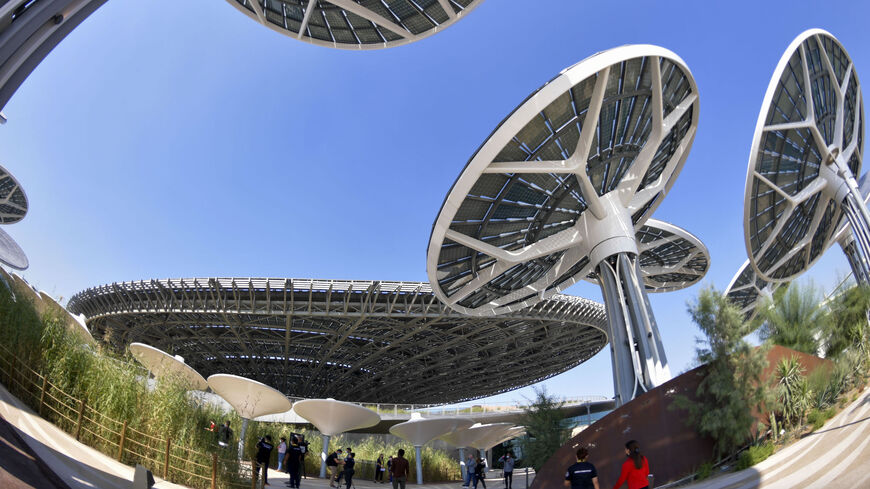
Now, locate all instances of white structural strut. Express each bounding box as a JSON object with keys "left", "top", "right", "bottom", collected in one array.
[
  {"left": 744, "top": 29, "right": 869, "bottom": 284},
  {"left": 293, "top": 398, "right": 380, "bottom": 478},
  {"left": 225, "top": 0, "right": 485, "bottom": 51},
  {"left": 834, "top": 173, "right": 870, "bottom": 284},
  {"left": 428, "top": 45, "right": 702, "bottom": 406},
  {"left": 206, "top": 374, "right": 292, "bottom": 459},
  {"left": 390, "top": 414, "right": 474, "bottom": 485},
  {"left": 129, "top": 343, "right": 208, "bottom": 391}
]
